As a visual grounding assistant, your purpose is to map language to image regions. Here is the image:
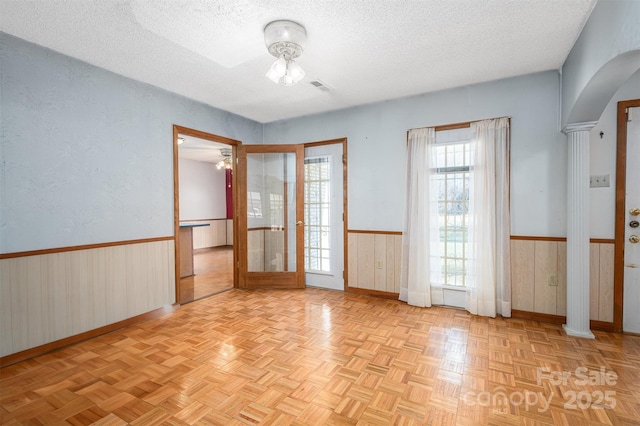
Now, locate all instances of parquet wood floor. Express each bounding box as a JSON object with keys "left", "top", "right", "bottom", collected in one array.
[
  {"left": 2, "top": 288, "right": 640, "bottom": 425},
  {"left": 180, "top": 247, "right": 233, "bottom": 303}
]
